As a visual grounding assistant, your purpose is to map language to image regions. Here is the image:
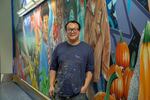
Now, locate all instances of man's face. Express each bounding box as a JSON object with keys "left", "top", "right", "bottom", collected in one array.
[{"left": 66, "top": 23, "right": 80, "bottom": 42}]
